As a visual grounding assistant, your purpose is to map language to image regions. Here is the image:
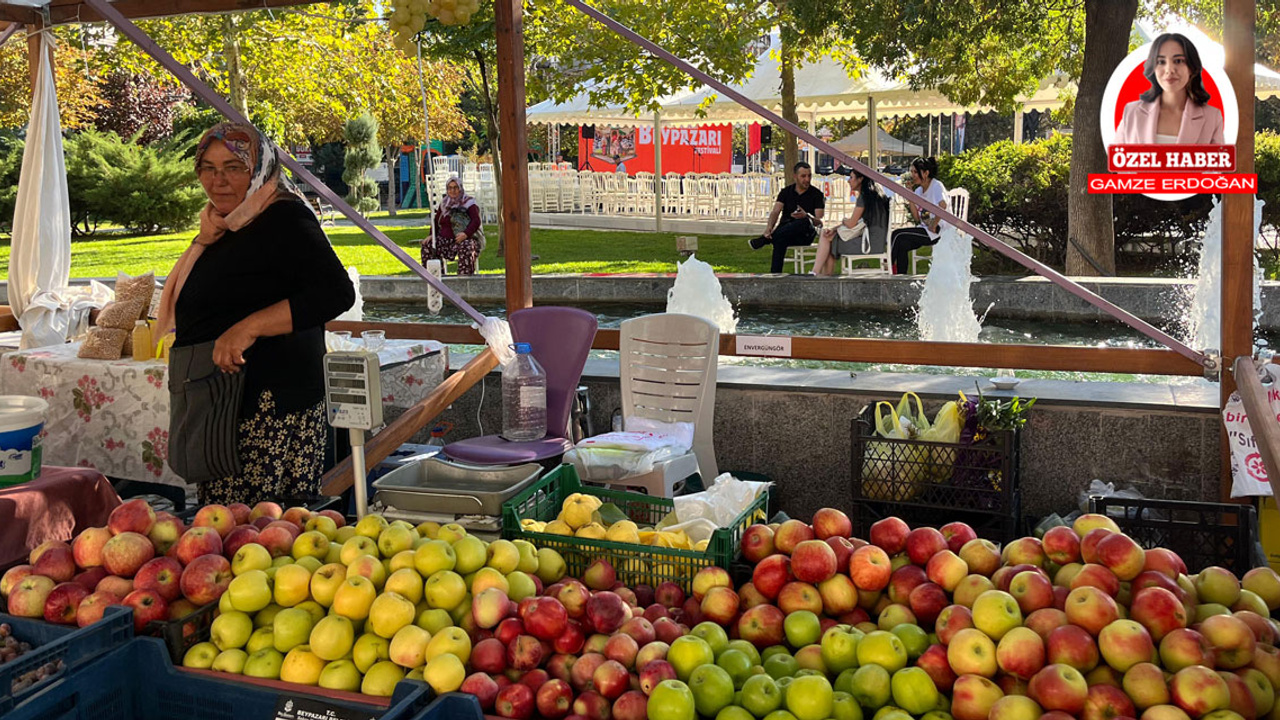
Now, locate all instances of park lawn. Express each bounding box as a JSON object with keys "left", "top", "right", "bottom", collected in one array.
[{"left": 0, "top": 223, "right": 768, "bottom": 278}]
